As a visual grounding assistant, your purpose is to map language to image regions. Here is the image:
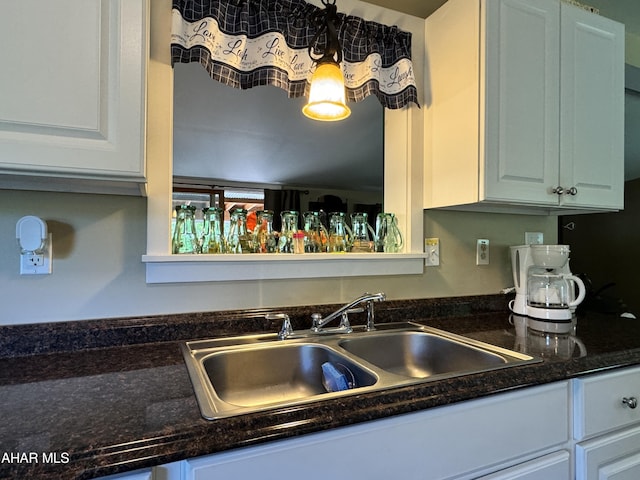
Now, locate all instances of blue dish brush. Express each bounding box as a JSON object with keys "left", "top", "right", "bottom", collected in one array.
[{"left": 321, "top": 362, "right": 352, "bottom": 392}]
